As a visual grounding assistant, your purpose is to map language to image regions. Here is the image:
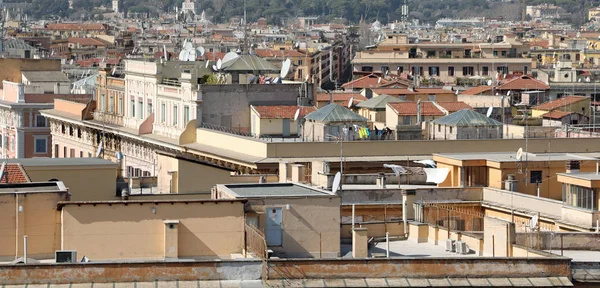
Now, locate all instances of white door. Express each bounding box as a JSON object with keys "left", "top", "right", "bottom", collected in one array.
[{"left": 266, "top": 207, "right": 283, "bottom": 246}]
